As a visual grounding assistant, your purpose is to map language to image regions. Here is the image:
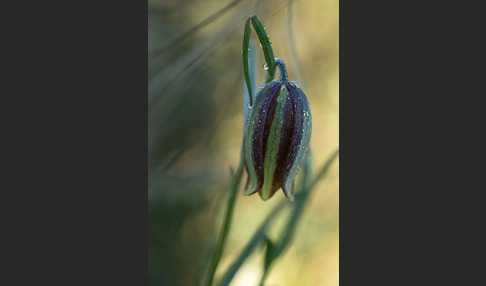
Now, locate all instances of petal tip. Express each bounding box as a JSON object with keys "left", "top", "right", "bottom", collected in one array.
[{"left": 244, "top": 187, "right": 259, "bottom": 196}]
